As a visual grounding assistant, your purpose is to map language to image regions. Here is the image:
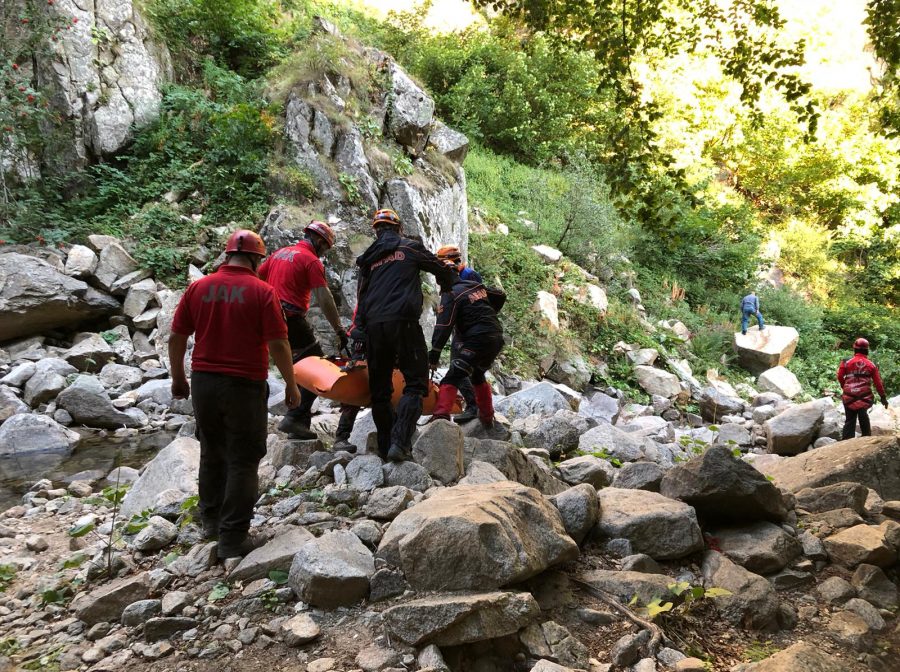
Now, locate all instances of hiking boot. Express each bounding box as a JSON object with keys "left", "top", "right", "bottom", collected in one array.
[
  {"left": 386, "top": 443, "right": 413, "bottom": 463},
  {"left": 217, "top": 529, "right": 271, "bottom": 560},
  {"left": 480, "top": 420, "right": 511, "bottom": 441},
  {"left": 333, "top": 438, "right": 357, "bottom": 454},
  {"left": 277, "top": 416, "right": 316, "bottom": 440},
  {"left": 453, "top": 405, "right": 479, "bottom": 424},
  {"left": 201, "top": 517, "right": 219, "bottom": 540},
  {"left": 741, "top": 331, "right": 747, "bottom": 336}
]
